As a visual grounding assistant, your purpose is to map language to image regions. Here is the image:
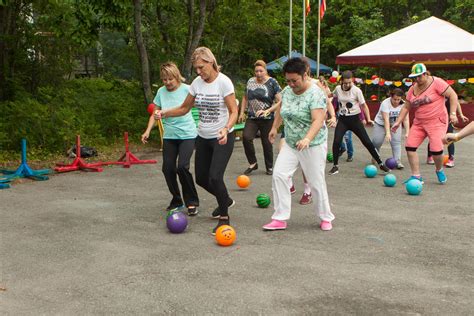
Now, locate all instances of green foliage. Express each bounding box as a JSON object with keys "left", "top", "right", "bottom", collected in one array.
[{"left": 0, "top": 78, "right": 148, "bottom": 155}]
